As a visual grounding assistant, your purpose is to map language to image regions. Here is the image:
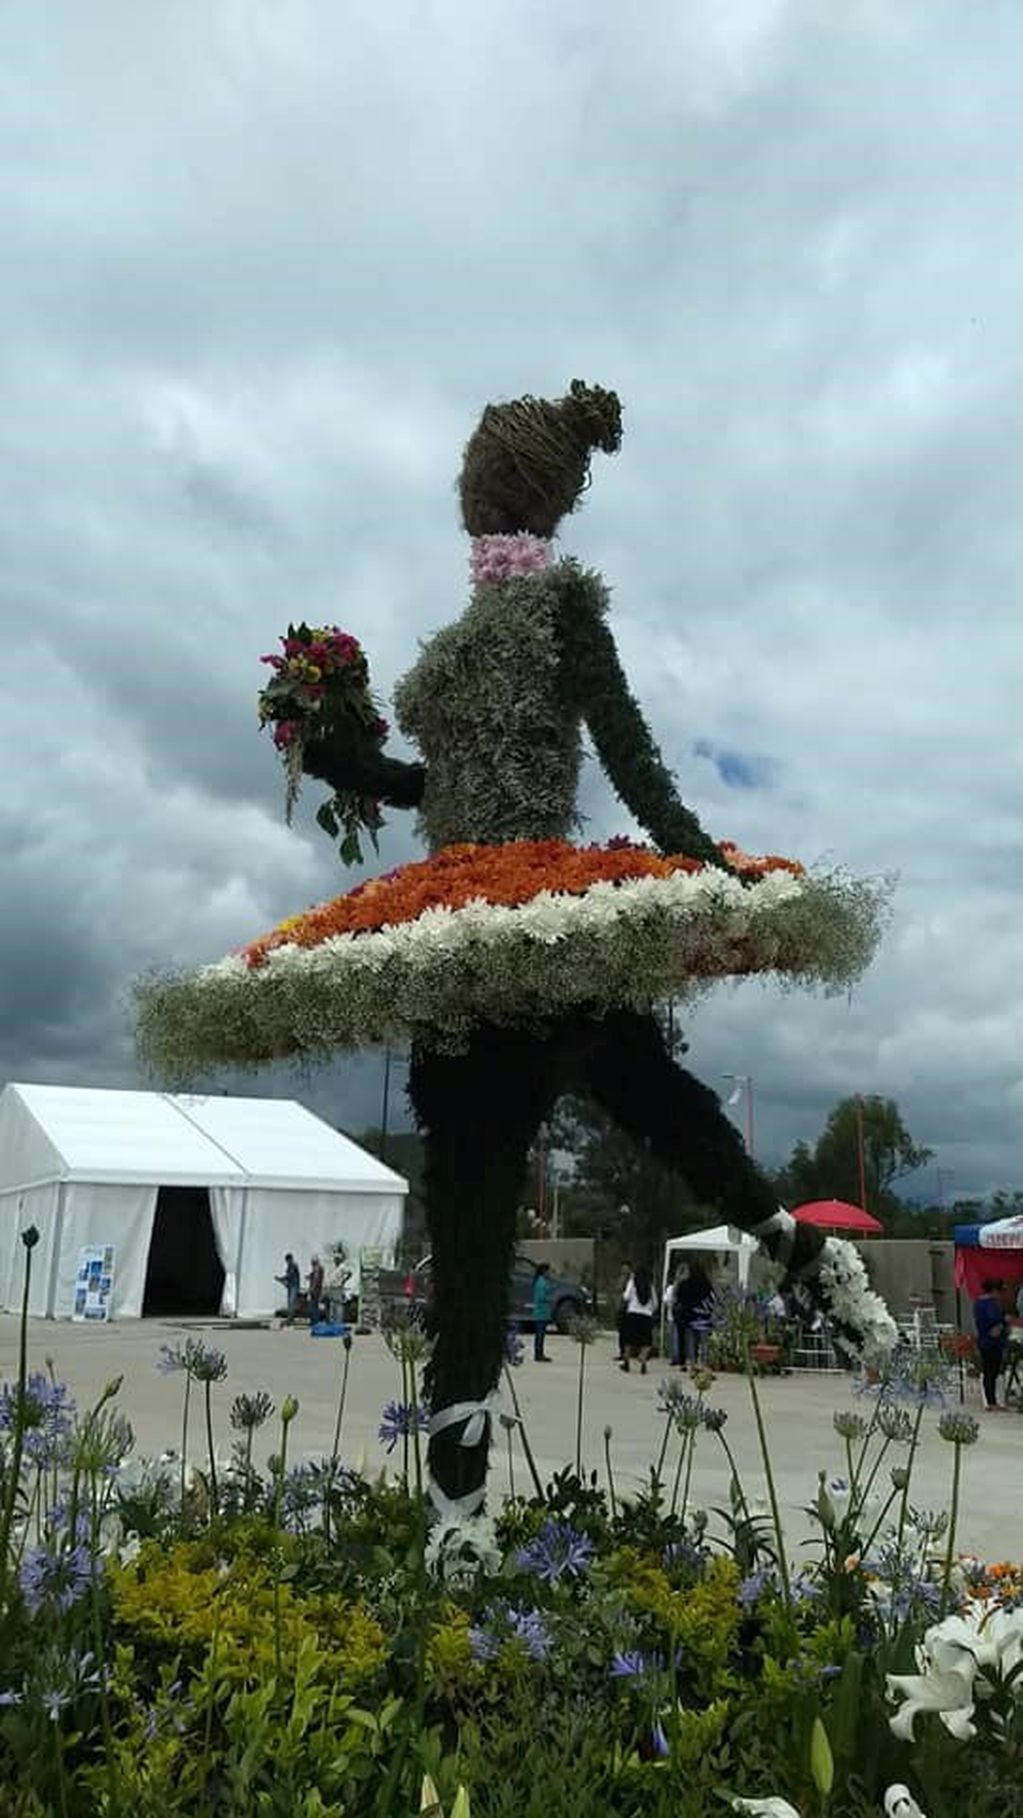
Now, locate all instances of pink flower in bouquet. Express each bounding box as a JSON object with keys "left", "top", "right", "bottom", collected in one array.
[{"left": 272, "top": 720, "right": 299, "bottom": 749}]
